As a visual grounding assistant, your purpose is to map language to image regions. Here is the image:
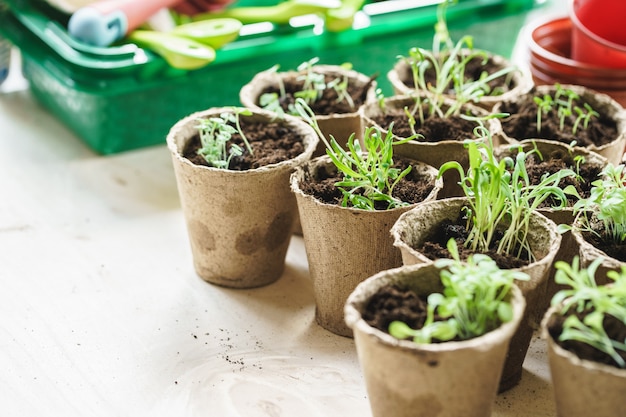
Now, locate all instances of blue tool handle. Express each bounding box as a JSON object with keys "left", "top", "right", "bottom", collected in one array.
[
  {"left": 68, "top": 7, "right": 128, "bottom": 47},
  {"left": 0, "top": 35, "right": 10, "bottom": 86}
]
